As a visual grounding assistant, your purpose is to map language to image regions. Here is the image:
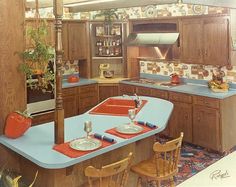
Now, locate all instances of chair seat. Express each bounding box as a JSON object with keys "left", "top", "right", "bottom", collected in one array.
[{"left": 131, "top": 157, "right": 177, "bottom": 180}]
